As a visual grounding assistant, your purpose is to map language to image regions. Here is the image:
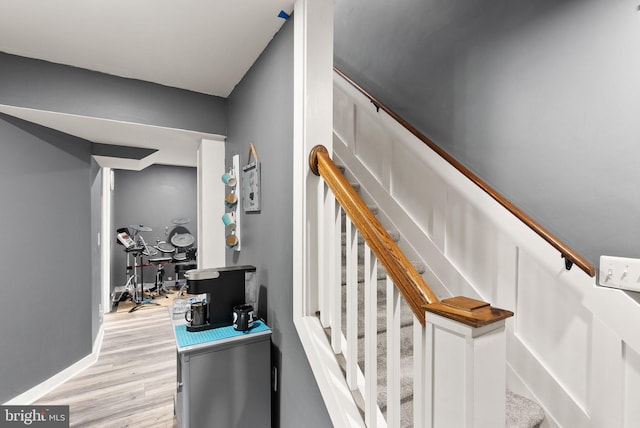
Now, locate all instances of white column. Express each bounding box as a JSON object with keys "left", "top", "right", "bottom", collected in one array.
[
  {"left": 292, "top": 1, "right": 365, "bottom": 427},
  {"left": 197, "top": 138, "right": 225, "bottom": 269},
  {"left": 293, "top": 0, "right": 334, "bottom": 319},
  {"left": 101, "top": 167, "right": 113, "bottom": 312},
  {"left": 425, "top": 313, "right": 508, "bottom": 428}
]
